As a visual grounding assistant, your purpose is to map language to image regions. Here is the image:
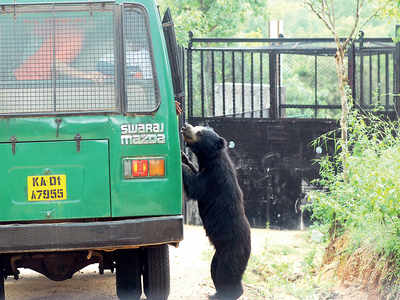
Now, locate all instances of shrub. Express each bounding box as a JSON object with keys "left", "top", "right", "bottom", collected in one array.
[{"left": 310, "top": 108, "right": 400, "bottom": 283}]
